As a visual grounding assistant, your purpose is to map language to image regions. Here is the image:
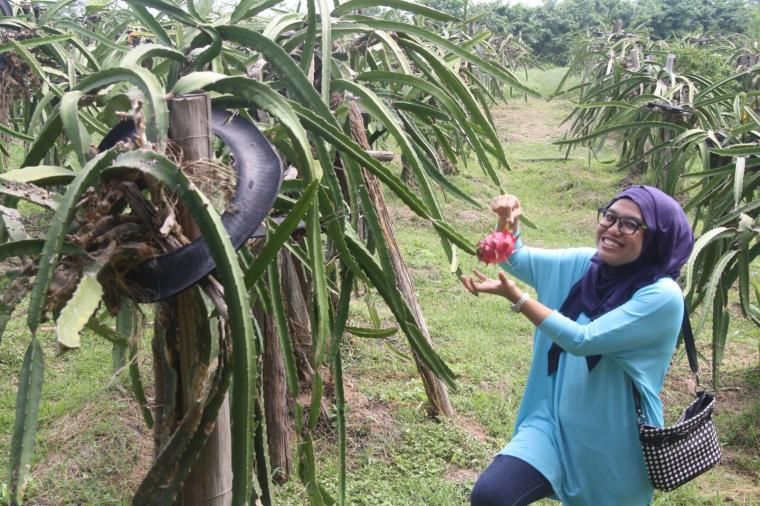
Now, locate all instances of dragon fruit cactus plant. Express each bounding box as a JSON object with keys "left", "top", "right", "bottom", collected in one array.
[{"left": 477, "top": 229, "right": 516, "bottom": 264}]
